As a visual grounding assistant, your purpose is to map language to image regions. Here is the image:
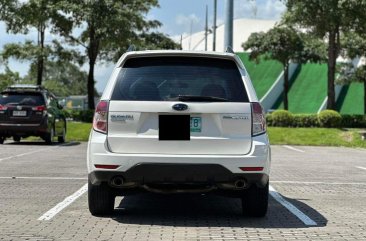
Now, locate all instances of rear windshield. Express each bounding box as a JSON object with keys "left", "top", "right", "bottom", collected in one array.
[
  {"left": 0, "top": 92, "right": 45, "bottom": 106},
  {"left": 111, "top": 57, "right": 249, "bottom": 102}
]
